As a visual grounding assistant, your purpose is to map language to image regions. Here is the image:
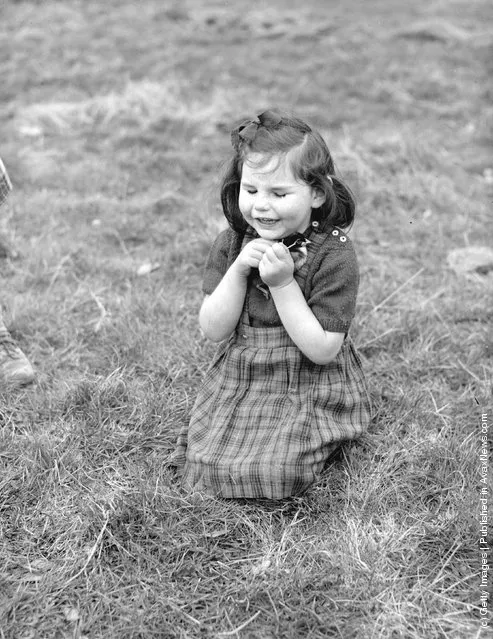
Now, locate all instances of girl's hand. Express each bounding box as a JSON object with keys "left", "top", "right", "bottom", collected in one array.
[
  {"left": 259, "top": 243, "right": 295, "bottom": 289},
  {"left": 233, "top": 238, "right": 275, "bottom": 278}
]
